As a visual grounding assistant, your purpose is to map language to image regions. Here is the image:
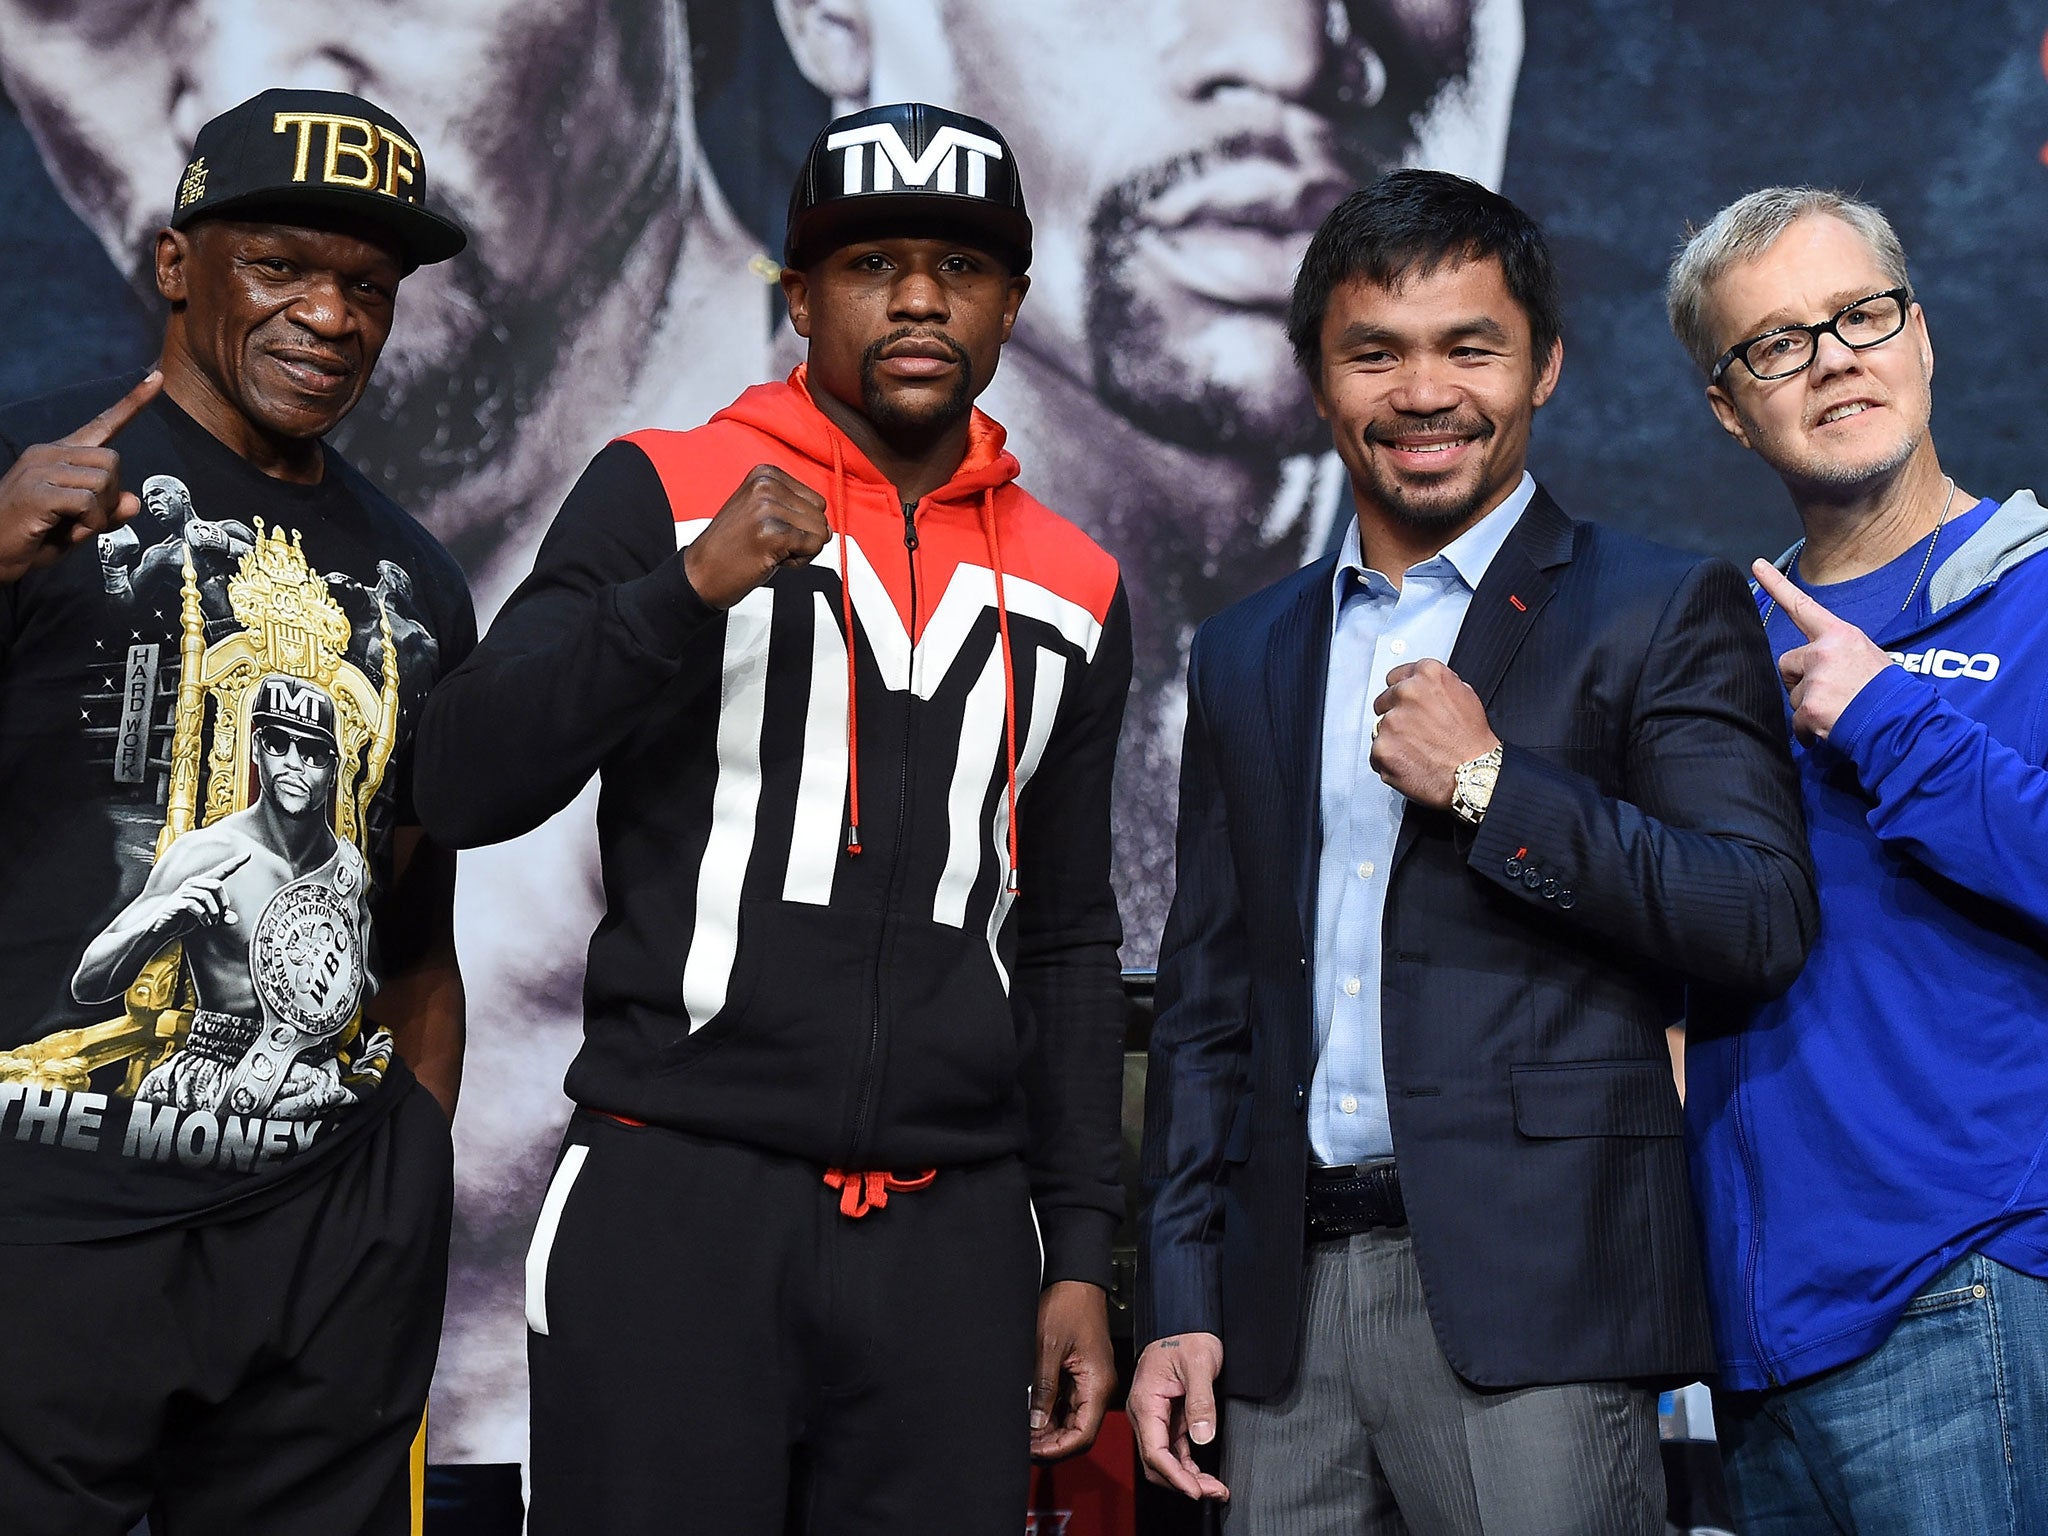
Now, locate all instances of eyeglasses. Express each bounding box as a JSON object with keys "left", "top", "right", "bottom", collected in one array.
[
  {"left": 1710, "top": 288, "right": 1912, "bottom": 384},
  {"left": 255, "top": 725, "right": 337, "bottom": 767}
]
